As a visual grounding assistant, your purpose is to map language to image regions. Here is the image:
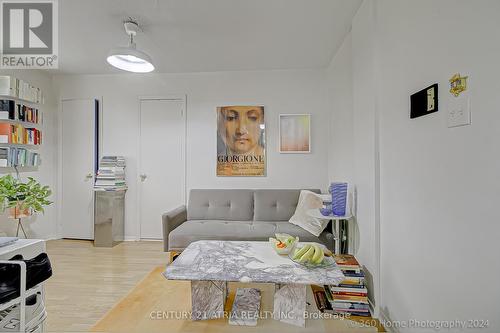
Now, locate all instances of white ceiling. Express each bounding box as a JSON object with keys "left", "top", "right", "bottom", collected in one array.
[{"left": 57, "top": 0, "right": 361, "bottom": 74}]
